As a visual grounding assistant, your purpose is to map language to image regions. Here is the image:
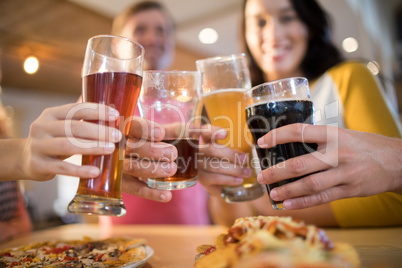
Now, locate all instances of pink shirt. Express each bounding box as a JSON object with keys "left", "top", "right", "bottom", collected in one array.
[{"left": 100, "top": 183, "right": 210, "bottom": 225}]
